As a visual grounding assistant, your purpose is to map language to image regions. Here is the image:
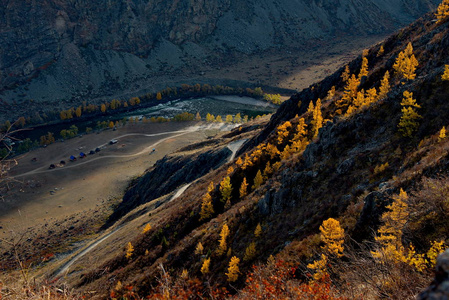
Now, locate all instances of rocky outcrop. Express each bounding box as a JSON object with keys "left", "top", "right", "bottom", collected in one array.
[
  {"left": 0, "top": 0, "right": 440, "bottom": 115},
  {"left": 105, "top": 145, "right": 231, "bottom": 226}
]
